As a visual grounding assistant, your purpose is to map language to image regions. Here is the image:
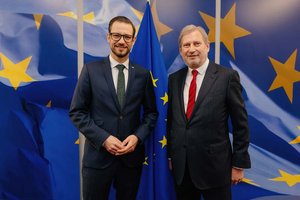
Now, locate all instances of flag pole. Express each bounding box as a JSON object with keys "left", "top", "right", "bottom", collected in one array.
[
  {"left": 215, "top": 0, "right": 221, "bottom": 64},
  {"left": 77, "top": 0, "right": 84, "bottom": 199}
]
